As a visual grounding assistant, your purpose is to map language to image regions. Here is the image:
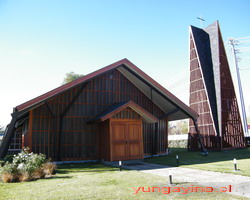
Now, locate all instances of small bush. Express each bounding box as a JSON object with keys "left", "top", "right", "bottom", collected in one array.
[
  {"left": 12, "top": 148, "right": 46, "bottom": 179},
  {"left": 18, "top": 172, "right": 30, "bottom": 182},
  {"left": 0, "top": 162, "right": 18, "bottom": 183},
  {"left": 32, "top": 168, "right": 45, "bottom": 180},
  {"left": 43, "top": 162, "right": 57, "bottom": 176},
  {"left": 2, "top": 172, "right": 13, "bottom": 183},
  {"left": 168, "top": 140, "right": 188, "bottom": 148}
]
